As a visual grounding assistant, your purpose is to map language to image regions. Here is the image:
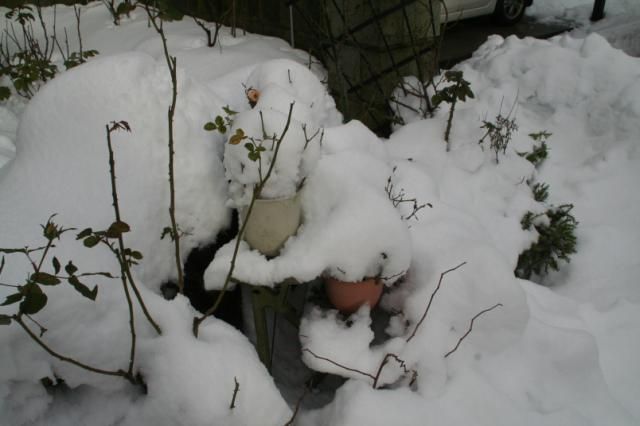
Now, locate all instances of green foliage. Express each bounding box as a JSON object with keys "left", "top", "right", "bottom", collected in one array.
[
  {"left": 0, "top": 215, "right": 111, "bottom": 321},
  {"left": 479, "top": 113, "right": 518, "bottom": 163},
  {"left": 532, "top": 182, "right": 549, "bottom": 203},
  {"left": 5, "top": 51, "right": 58, "bottom": 98},
  {"left": 1, "top": 4, "right": 99, "bottom": 100},
  {"left": 516, "top": 204, "right": 578, "bottom": 280},
  {"left": 431, "top": 70, "right": 474, "bottom": 150},
  {"left": 519, "top": 131, "right": 551, "bottom": 168},
  {"left": 431, "top": 70, "right": 475, "bottom": 107},
  {"left": 0, "top": 86, "right": 10, "bottom": 101},
  {"left": 204, "top": 106, "right": 238, "bottom": 134},
  {"left": 244, "top": 141, "right": 266, "bottom": 162},
  {"left": 64, "top": 50, "right": 99, "bottom": 70},
  {"left": 4, "top": 5, "right": 34, "bottom": 25}
]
